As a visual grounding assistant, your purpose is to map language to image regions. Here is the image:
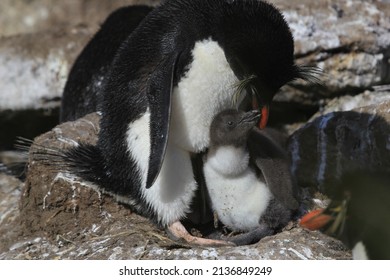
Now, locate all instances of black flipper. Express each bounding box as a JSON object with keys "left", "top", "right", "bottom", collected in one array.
[
  {"left": 248, "top": 128, "right": 299, "bottom": 210},
  {"left": 146, "top": 53, "right": 181, "bottom": 189}
]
